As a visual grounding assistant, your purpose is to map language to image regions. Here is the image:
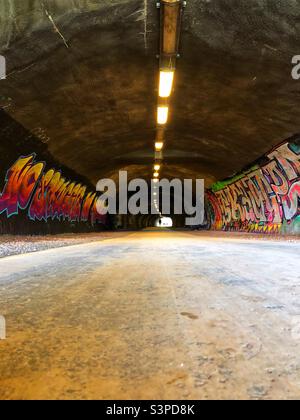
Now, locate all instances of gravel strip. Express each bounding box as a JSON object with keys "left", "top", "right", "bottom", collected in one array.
[{"left": 0, "top": 232, "right": 130, "bottom": 258}]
